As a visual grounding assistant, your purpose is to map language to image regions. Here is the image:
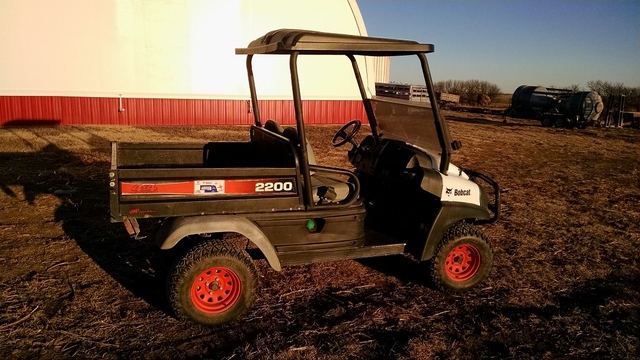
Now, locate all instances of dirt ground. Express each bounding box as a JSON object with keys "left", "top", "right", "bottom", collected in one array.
[{"left": 0, "top": 112, "right": 638, "bottom": 359}]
